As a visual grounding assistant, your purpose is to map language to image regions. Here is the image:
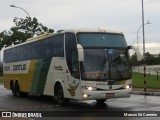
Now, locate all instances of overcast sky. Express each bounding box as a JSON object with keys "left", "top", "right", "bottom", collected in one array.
[{"left": 0, "top": 0, "right": 160, "bottom": 54}]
